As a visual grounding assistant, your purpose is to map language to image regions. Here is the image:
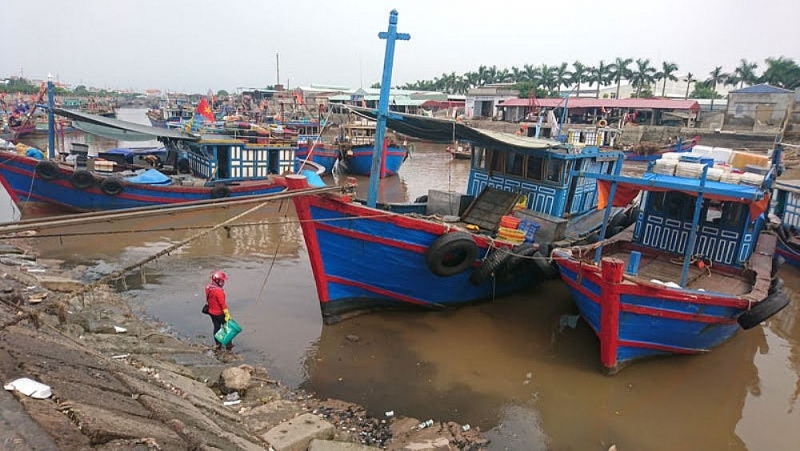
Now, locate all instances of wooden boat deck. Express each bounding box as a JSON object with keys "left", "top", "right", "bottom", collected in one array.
[
  {"left": 583, "top": 227, "right": 761, "bottom": 297},
  {"left": 603, "top": 249, "right": 752, "bottom": 295}
]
